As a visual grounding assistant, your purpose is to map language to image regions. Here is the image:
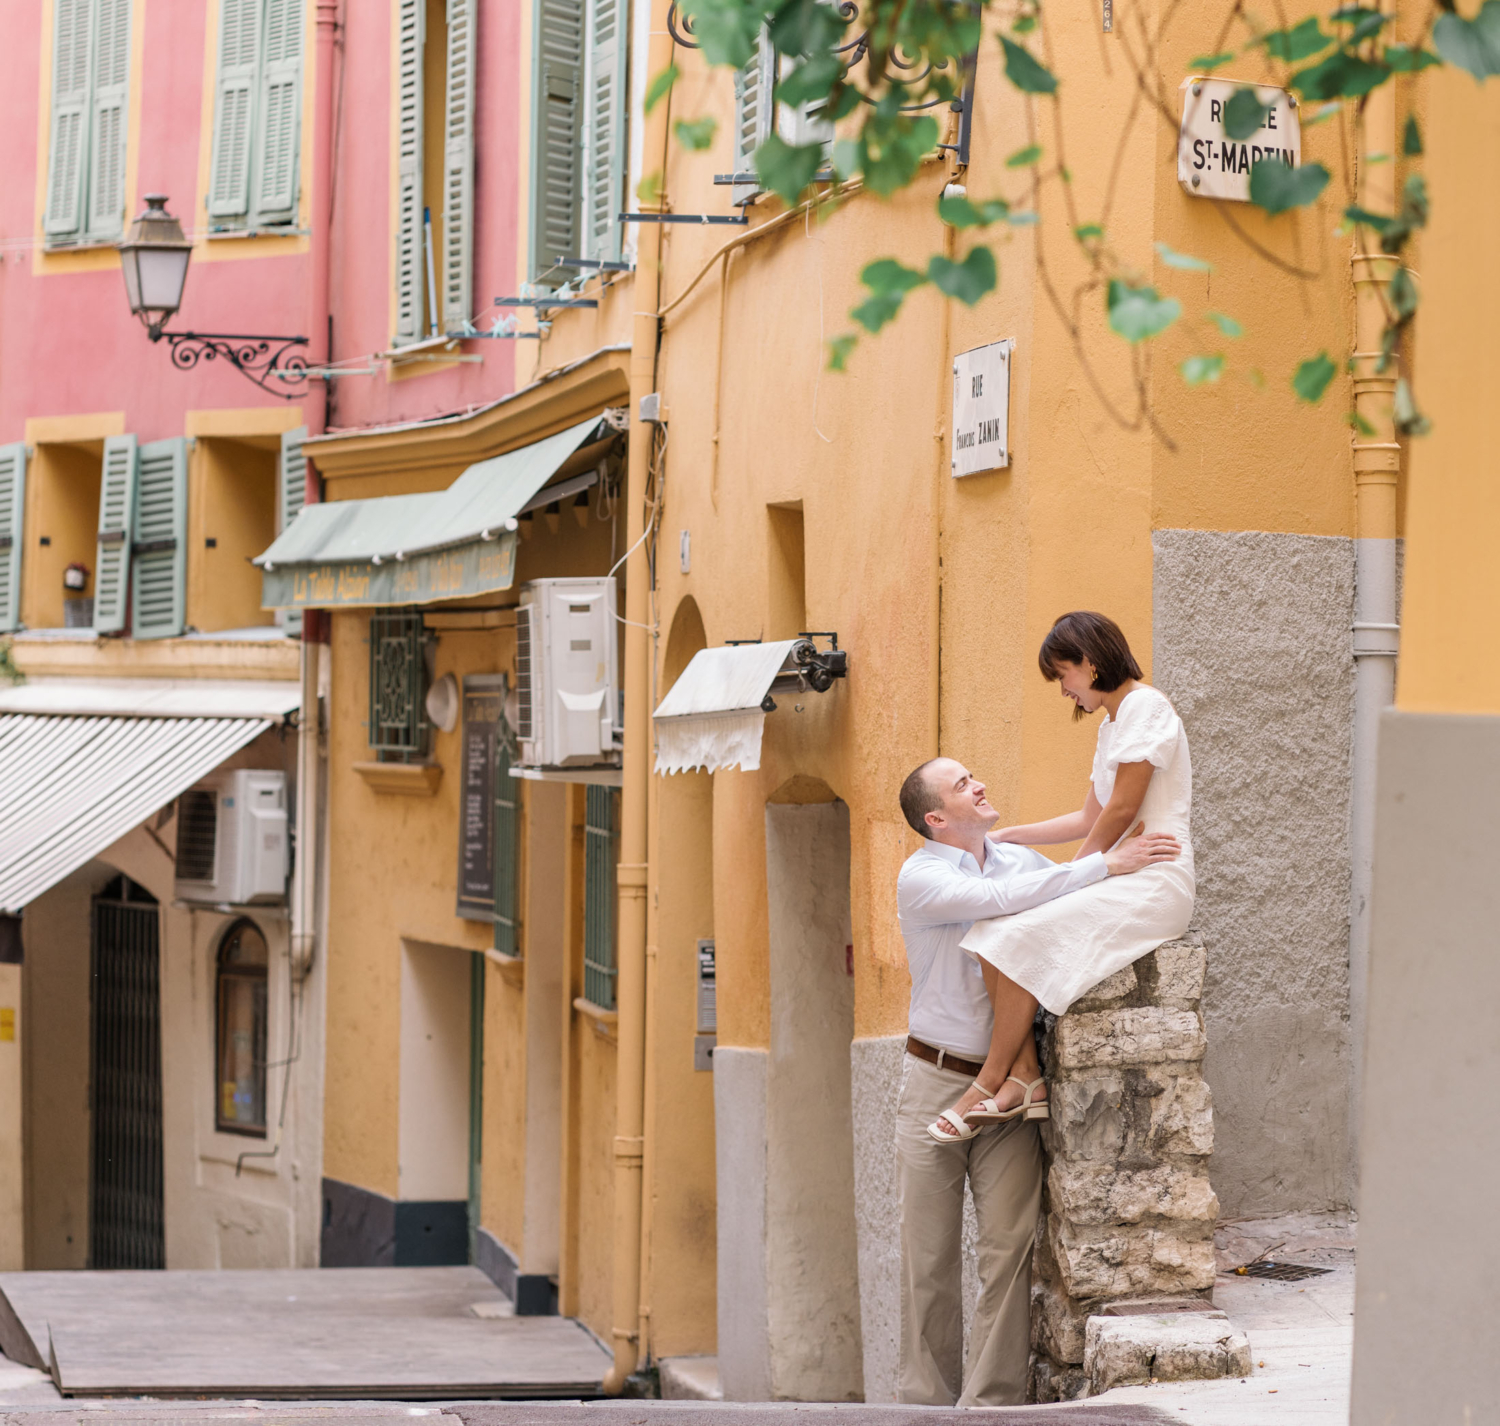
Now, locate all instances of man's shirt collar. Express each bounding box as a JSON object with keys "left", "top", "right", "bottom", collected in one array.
[{"left": 920, "top": 836, "right": 997, "bottom": 875}]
